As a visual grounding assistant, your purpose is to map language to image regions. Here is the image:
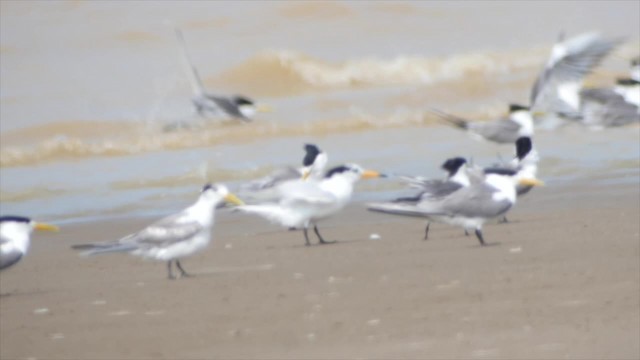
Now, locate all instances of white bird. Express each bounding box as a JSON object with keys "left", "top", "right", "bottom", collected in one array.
[
  {"left": 431, "top": 104, "right": 536, "bottom": 144},
  {"left": 368, "top": 170, "right": 543, "bottom": 246},
  {"left": 236, "top": 164, "right": 383, "bottom": 246},
  {"left": 72, "top": 184, "right": 244, "bottom": 279},
  {"left": 239, "top": 144, "right": 328, "bottom": 200},
  {"left": 1, "top": 216, "right": 59, "bottom": 271},
  {"left": 530, "top": 32, "right": 622, "bottom": 128},
  {"left": 174, "top": 28, "right": 272, "bottom": 124}
]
